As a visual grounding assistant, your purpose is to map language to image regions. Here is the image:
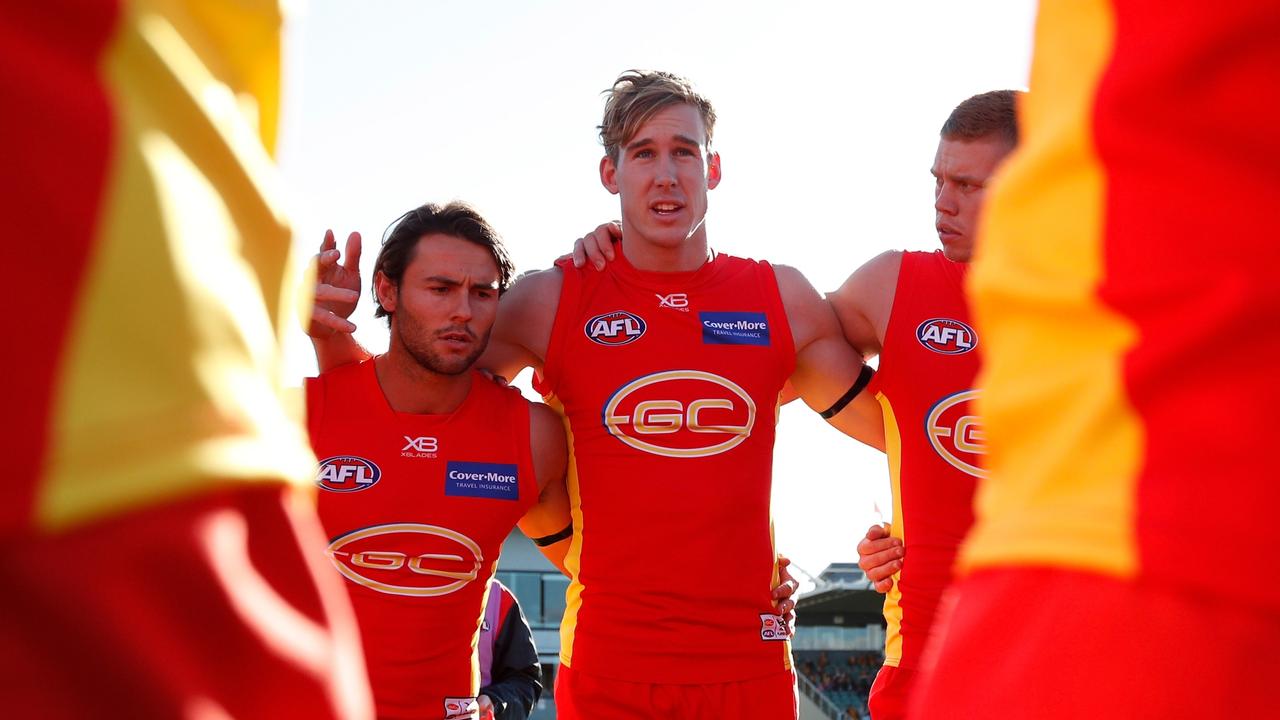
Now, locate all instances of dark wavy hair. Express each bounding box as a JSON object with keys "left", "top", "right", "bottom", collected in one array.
[{"left": 372, "top": 201, "right": 514, "bottom": 323}]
